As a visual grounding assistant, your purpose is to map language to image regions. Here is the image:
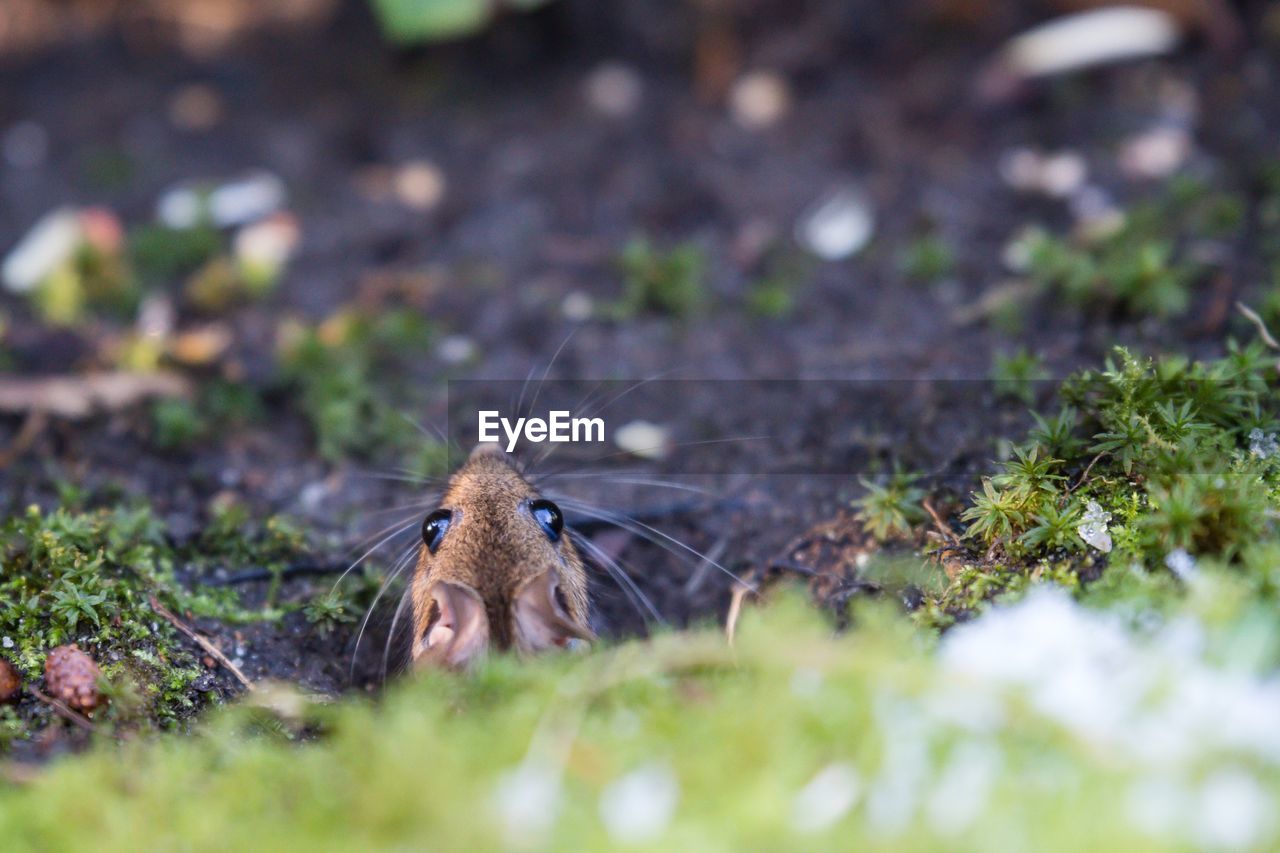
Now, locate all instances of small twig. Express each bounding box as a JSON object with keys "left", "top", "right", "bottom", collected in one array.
[
  {"left": 1067, "top": 451, "right": 1107, "bottom": 494},
  {"left": 724, "top": 583, "right": 752, "bottom": 646},
  {"left": 150, "top": 596, "right": 254, "bottom": 691},
  {"left": 1237, "top": 301, "right": 1280, "bottom": 351},
  {"left": 28, "top": 686, "right": 96, "bottom": 732},
  {"left": 0, "top": 409, "right": 47, "bottom": 469},
  {"left": 921, "top": 497, "right": 957, "bottom": 544}
]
